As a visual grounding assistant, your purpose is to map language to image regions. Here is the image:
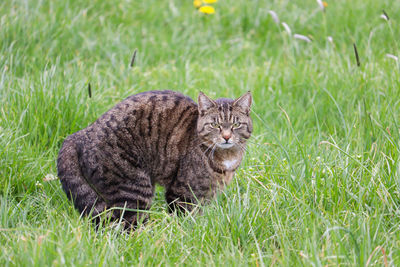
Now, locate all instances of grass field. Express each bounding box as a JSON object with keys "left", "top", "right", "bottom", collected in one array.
[{"left": 1, "top": 0, "right": 400, "bottom": 265}]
